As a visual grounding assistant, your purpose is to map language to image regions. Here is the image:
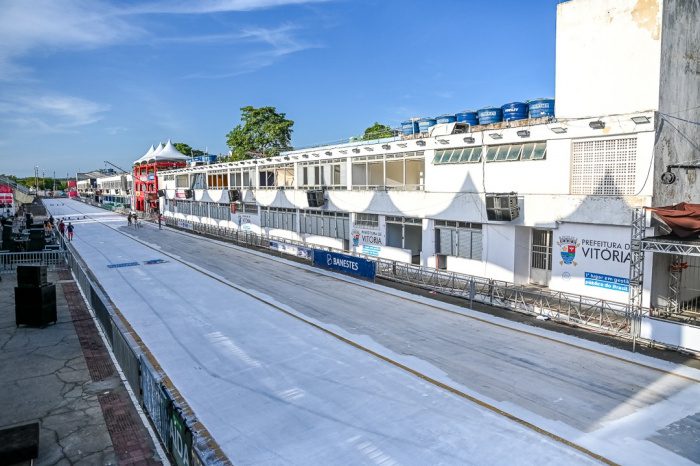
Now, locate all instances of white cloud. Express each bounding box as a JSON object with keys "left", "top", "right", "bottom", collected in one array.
[
  {"left": 181, "top": 24, "right": 319, "bottom": 78},
  {"left": 0, "top": 93, "right": 110, "bottom": 132},
  {"left": 125, "top": 0, "right": 327, "bottom": 15}
]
